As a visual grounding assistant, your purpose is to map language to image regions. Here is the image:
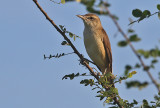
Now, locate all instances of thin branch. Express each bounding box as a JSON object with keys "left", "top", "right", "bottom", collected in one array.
[
  {"left": 44, "top": 52, "right": 75, "bottom": 59},
  {"left": 129, "top": 11, "right": 159, "bottom": 25},
  {"left": 84, "top": 58, "right": 96, "bottom": 65},
  {"left": 105, "top": 7, "right": 160, "bottom": 92},
  {"left": 32, "top": 0, "right": 123, "bottom": 107}
]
